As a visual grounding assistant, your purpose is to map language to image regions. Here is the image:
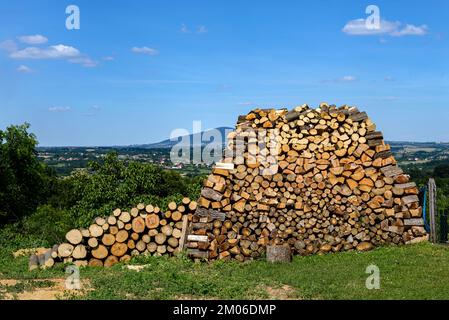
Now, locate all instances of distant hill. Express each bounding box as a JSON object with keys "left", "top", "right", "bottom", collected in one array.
[{"left": 136, "top": 127, "right": 233, "bottom": 149}]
